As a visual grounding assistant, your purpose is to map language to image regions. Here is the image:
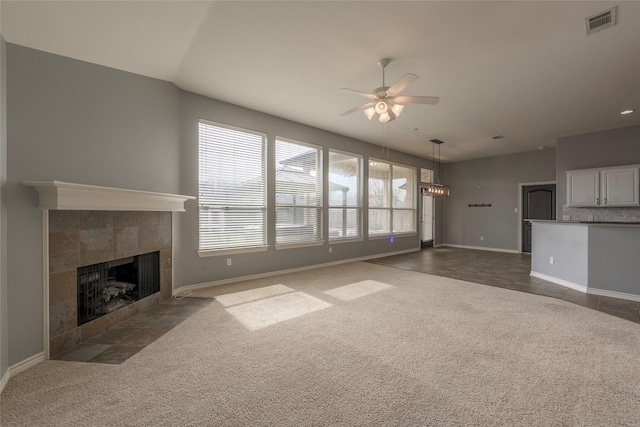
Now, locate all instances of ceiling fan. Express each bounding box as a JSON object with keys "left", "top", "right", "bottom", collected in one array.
[{"left": 339, "top": 58, "right": 439, "bottom": 123}]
